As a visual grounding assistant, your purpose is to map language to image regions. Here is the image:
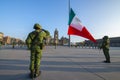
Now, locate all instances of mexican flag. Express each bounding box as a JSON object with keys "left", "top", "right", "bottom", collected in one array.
[{"left": 68, "top": 8, "right": 96, "bottom": 43}]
